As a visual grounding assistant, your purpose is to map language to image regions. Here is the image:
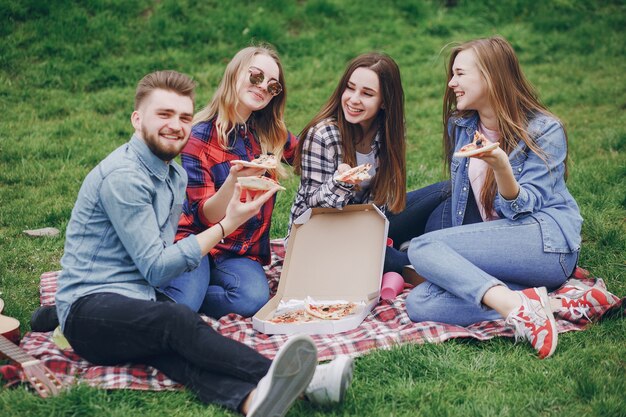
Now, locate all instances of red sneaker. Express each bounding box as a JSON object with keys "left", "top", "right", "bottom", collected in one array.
[
  {"left": 552, "top": 279, "right": 618, "bottom": 324},
  {"left": 505, "top": 287, "right": 558, "bottom": 359}
]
